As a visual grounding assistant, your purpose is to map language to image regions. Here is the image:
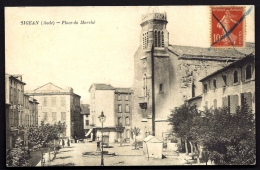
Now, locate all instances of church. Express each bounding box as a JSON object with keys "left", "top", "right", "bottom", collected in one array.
[{"left": 131, "top": 8, "right": 255, "bottom": 141}]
